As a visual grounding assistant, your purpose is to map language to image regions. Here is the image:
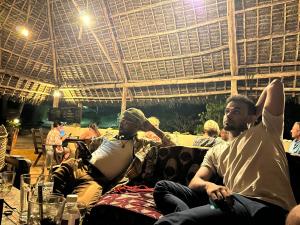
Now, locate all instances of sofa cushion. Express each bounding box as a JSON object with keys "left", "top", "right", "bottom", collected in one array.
[
  {"left": 90, "top": 186, "right": 160, "bottom": 225},
  {"left": 140, "top": 145, "right": 209, "bottom": 187}
]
